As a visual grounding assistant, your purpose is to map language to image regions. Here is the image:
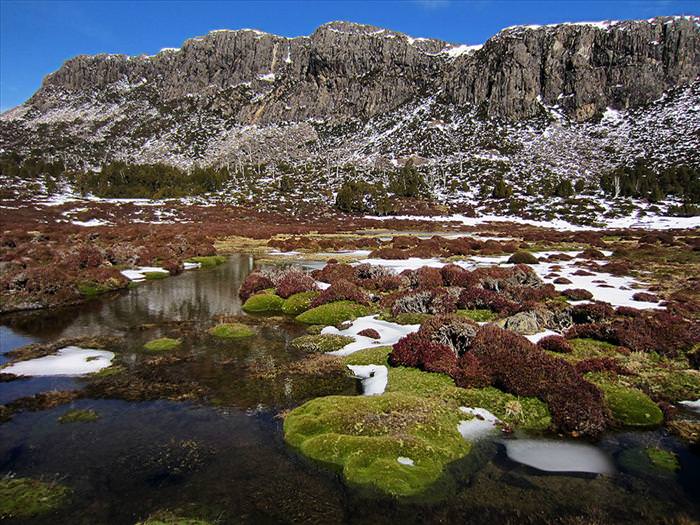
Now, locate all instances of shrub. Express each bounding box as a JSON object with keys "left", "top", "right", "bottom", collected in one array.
[
  {"left": 239, "top": 272, "right": 274, "bottom": 301},
  {"left": 614, "top": 312, "right": 698, "bottom": 357},
  {"left": 574, "top": 357, "right": 631, "bottom": 376},
  {"left": 390, "top": 288, "right": 457, "bottom": 316},
  {"left": 311, "top": 263, "right": 356, "bottom": 284},
  {"left": 408, "top": 267, "right": 444, "bottom": 289},
  {"left": 358, "top": 328, "right": 381, "bottom": 339},
  {"left": 492, "top": 178, "right": 512, "bottom": 199},
  {"left": 468, "top": 325, "right": 607, "bottom": 437},
  {"left": 537, "top": 335, "right": 573, "bottom": 353},
  {"left": 457, "top": 287, "right": 517, "bottom": 314},
  {"left": 242, "top": 293, "right": 285, "bottom": 313},
  {"left": 632, "top": 292, "right": 659, "bottom": 303},
  {"left": 276, "top": 270, "right": 318, "bottom": 299},
  {"left": 453, "top": 353, "right": 492, "bottom": 388},
  {"left": 440, "top": 264, "right": 469, "bottom": 287},
  {"left": 208, "top": 323, "right": 254, "bottom": 339},
  {"left": 507, "top": 251, "right": 539, "bottom": 264},
  {"left": 388, "top": 160, "right": 428, "bottom": 198},
  {"left": 388, "top": 332, "right": 457, "bottom": 376},
  {"left": 570, "top": 302, "right": 615, "bottom": 324},
  {"left": 562, "top": 288, "right": 594, "bottom": 301},
  {"left": 310, "top": 279, "right": 370, "bottom": 308},
  {"left": 420, "top": 314, "right": 480, "bottom": 355},
  {"left": 296, "top": 301, "right": 370, "bottom": 325},
  {"left": 282, "top": 291, "right": 320, "bottom": 316}
]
